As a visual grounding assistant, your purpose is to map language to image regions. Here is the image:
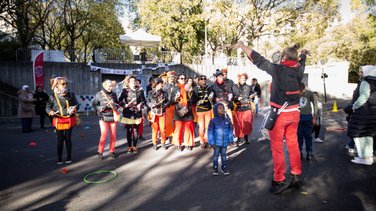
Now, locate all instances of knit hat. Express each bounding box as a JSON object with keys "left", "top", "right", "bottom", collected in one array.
[
  {"left": 214, "top": 71, "right": 224, "bottom": 77},
  {"left": 22, "top": 85, "right": 30, "bottom": 90},
  {"left": 362, "top": 65, "right": 376, "bottom": 77}
]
